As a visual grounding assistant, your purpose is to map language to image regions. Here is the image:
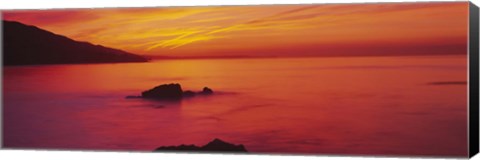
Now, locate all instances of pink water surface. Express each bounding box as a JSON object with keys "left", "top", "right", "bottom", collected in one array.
[{"left": 3, "top": 55, "right": 468, "bottom": 157}]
